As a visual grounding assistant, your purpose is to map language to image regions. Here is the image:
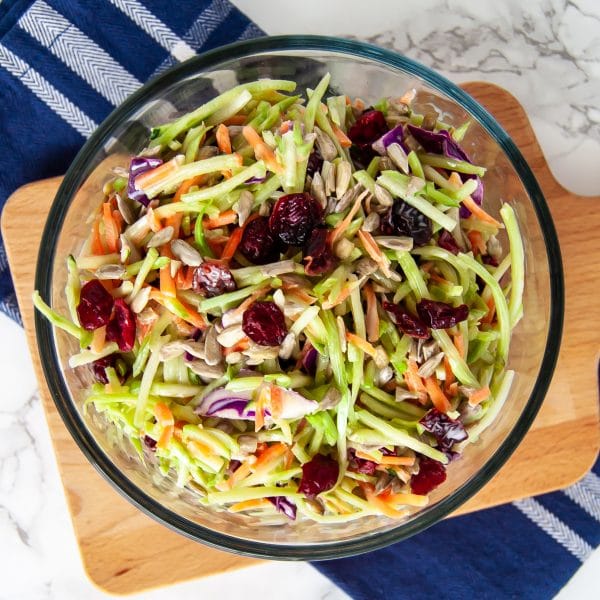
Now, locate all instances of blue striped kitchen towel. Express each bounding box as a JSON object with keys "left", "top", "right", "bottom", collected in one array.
[
  {"left": 0, "top": 0, "right": 263, "bottom": 323},
  {"left": 314, "top": 455, "right": 600, "bottom": 599}
]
